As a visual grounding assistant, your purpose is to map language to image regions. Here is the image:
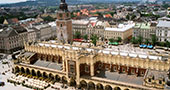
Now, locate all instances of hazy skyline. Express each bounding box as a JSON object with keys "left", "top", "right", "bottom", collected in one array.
[{"left": 0, "top": 0, "right": 27, "bottom": 4}]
